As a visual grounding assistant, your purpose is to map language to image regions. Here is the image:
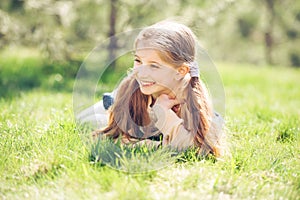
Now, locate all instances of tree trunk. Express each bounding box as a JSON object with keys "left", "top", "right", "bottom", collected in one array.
[
  {"left": 108, "top": 0, "right": 118, "bottom": 71},
  {"left": 264, "top": 0, "right": 275, "bottom": 65}
]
